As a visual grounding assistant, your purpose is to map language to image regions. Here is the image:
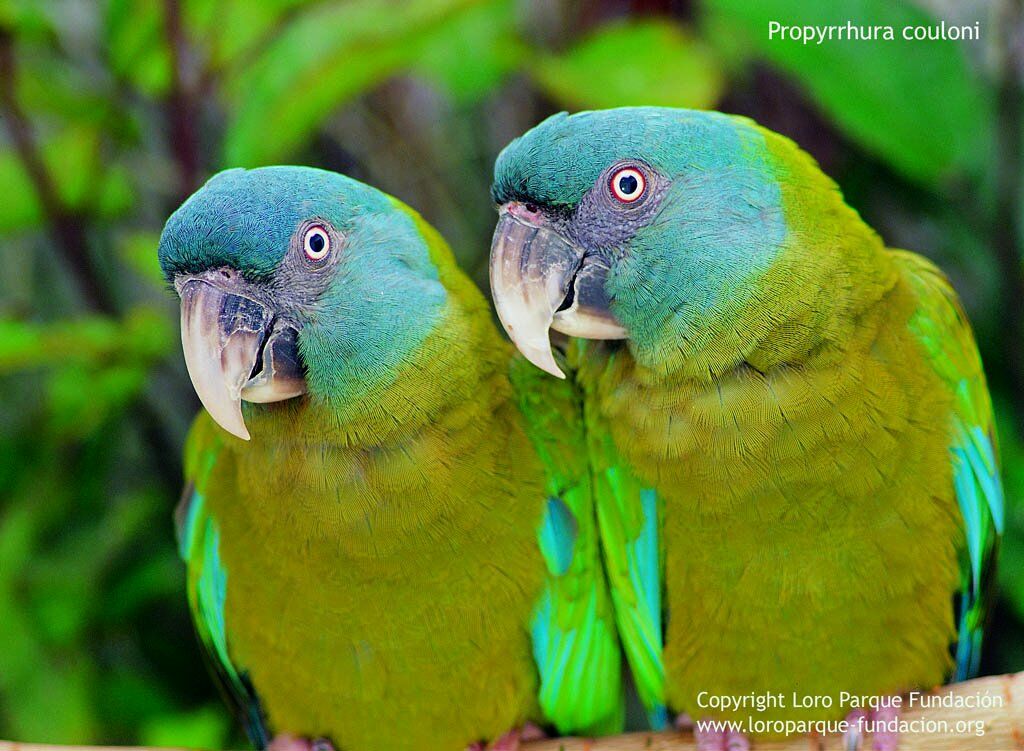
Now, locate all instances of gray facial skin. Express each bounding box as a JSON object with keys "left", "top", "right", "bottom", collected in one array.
[
  {"left": 172, "top": 217, "right": 344, "bottom": 439},
  {"left": 489, "top": 160, "right": 668, "bottom": 378}
]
